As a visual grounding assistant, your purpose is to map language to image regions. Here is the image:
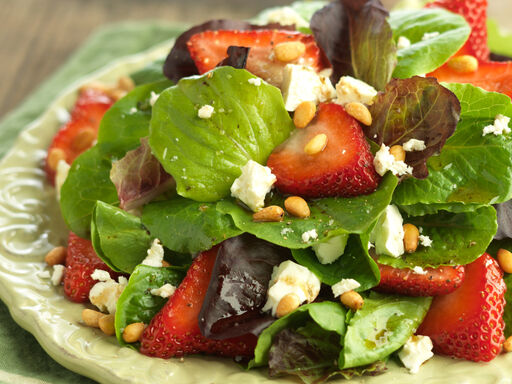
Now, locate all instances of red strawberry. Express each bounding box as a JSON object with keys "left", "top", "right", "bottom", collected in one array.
[
  {"left": 426, "top": 0, "right": 489, "bottom": 61},
  {"left": 267, "top": 103, "right": 380, "bottom": 198},
  {"left": 45, "top": 87, "right": 113, "bottom": 183},
  {"left": 140, "top": 247, "right": 257, "bottom": 358},
  {"left": 375, "top": 263, "right": 465, "bottom": 296},
  {"left": 187, "top": 30, "right": 328, "bottom": 87},
  {"left": 63, "top": 232, "right": 121, "bottom": 303},
  {"left": 418, "top": 253, "right": 506, "bottom": 362}
]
